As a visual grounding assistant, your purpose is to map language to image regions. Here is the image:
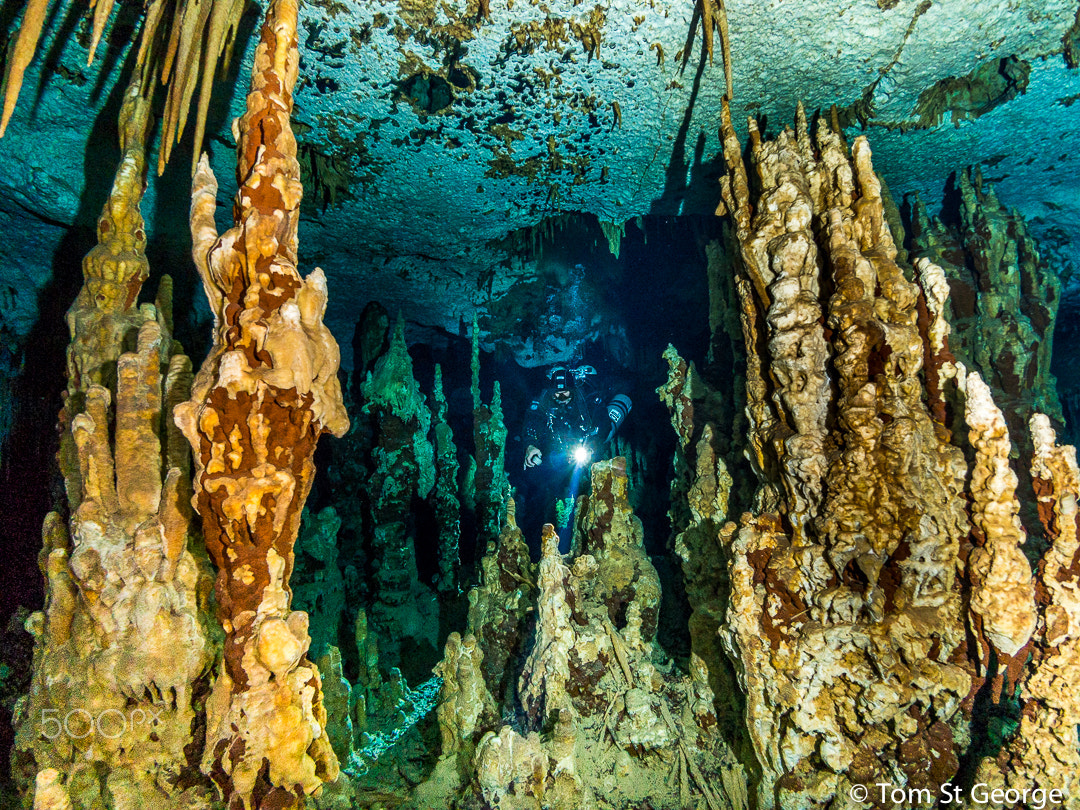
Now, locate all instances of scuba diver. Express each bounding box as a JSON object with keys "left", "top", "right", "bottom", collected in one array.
[{"left": 520, "top": 365, "right": 631, "bottom": 550}]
